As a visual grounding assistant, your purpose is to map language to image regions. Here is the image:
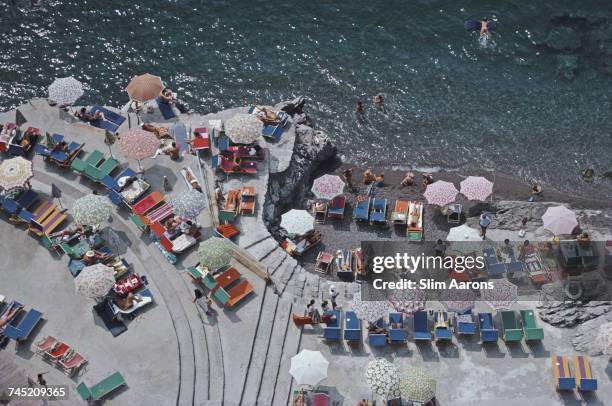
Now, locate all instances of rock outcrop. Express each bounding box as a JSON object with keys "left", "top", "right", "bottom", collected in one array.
[{"left": 538, "top": 300, "right": 611, "bottom": 328}]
